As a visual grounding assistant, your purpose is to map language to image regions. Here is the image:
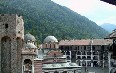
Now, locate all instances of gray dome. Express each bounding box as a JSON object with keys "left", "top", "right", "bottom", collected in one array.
[
  {"left": 24, "top": 33, "right": 36, "bottom": 41},
  {"left": 44, "top": 36, "right": 58, "bottom": 43},
  {"left": 24, "top": 43, "right": 37, "bottom": 49}
]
